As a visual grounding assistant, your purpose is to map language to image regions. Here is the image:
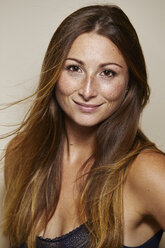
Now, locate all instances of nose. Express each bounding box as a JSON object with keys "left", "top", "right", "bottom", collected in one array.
[{"left": 78, "top": 75, "right": 97, "bottom": 101}]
